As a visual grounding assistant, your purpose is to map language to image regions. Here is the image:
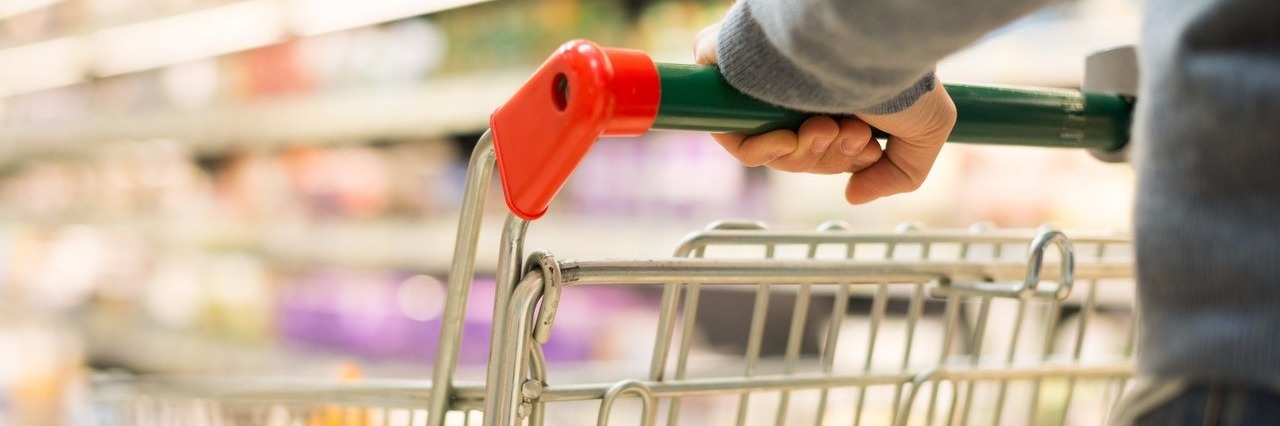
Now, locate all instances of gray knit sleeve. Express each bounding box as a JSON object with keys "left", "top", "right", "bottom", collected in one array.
[{"left": 716, "top": 0, "right": 1060, "bottom": 114}]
